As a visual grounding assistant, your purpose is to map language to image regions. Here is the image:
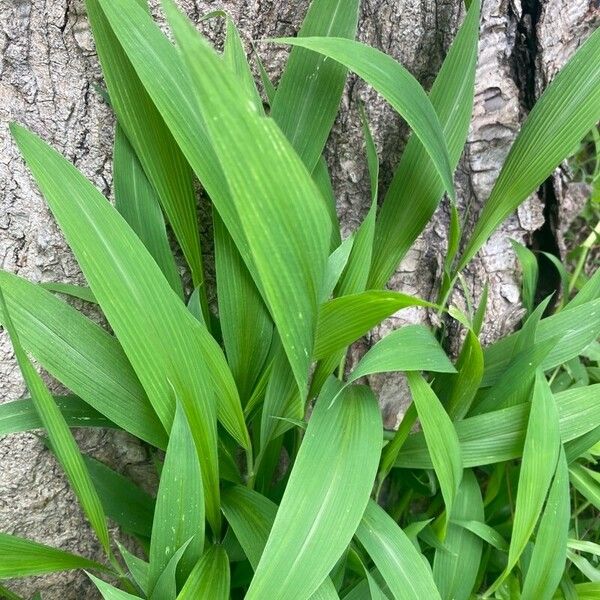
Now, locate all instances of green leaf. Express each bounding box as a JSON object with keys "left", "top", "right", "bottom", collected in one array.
[
  {"left": 347, "top": 324, "right": 456, "bottom": 384},
  {"left": 396, "top": 384, "right": 600, "bottom": 469},
  {"left": 0, "top": 270, "right": 166, "bottom": 448},
  {"left": 482, "top": 298, "right": 600, "bottom": 387},
  {"left": 271, "top": 37, "right": 455, "bottom": 203},
  {"left": 270, "top": 0, "right": 360, "bottom": 173},
  {"left": 150, "top": 539, "right": 193, "bottom": 600},
  {"left": 214, "top": 213, "right": 273, "bottom": 402},
  {"left": 433, "top": 470, "right": 484, "bottom": 600},
  {"left": 103, "top": 0, "right": 330, "bottom": 398},
  {"left": 246, "top": 379, "right": 382, "bottom": 600},
  {"left": 313, "top": 156, "right": 342, "bottom": 251},
  {"left": 521, "top": 449, "right": 569, "bottom": 600},
  {"left": 116, "top": 542, "right": 149, "bottom": 594},
  {"left": 84, "top": 456, "right": 155, "bottom": 539},
  {"left": 0, "top": 288, "right": 110, "bottom": 554},
  {"left": 355, "top": 500, "right": 440, "bottom": 600},
  {"left": 569, "top": 463, "right": 600, "bottom": 510},
  {"left": 11, "top": 124, "right": 231, "bottom": 531},
  {"left": 177, "top": 546, "right": 230, "bottom": 600},
  {"left": 0, "top": 532, "right": 106, "bottom": 578},
  {"left": 314, "top": 291, "right": 433, "bottom": 360},
  {"left": 459, "top": 26, "right": 600, "bottom": 270},
  {"left": 406, "top": 373, "right": 462, "bottom": 534},
  {"left": 220, "top": 486, "right": 338, "bottom": 598},
  {"left": 148, "top": 401, "right": 203, "bottom": 594},
  {"left": 510, "top": 240, "right": 539, "bottom": 317},
  {"left": 113, "top": 124, "right": 182, "bottom": 297},
  {"left": 88, "top": 574, "right": 142, "bottom": 599},
  {"left": 86, "top": 0, "right": 205, "bottom": 295},
  {"left": 322, "top": 235, "right": 355, "bottom": 302},
  {"left": 369, "top": 0, "right": 480, "bottom": 287},
  {"left": 452, "top": 519, "right": 508, "bottom": 552},
  {"left": 40, "top": 282, "right": 97, "bottom": 304},
  {"left": 0, "top": 396, "right": 113, "bottom": 435},
  {"left": 487, "top": 372, "right": 561, "bottom": 594}
]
